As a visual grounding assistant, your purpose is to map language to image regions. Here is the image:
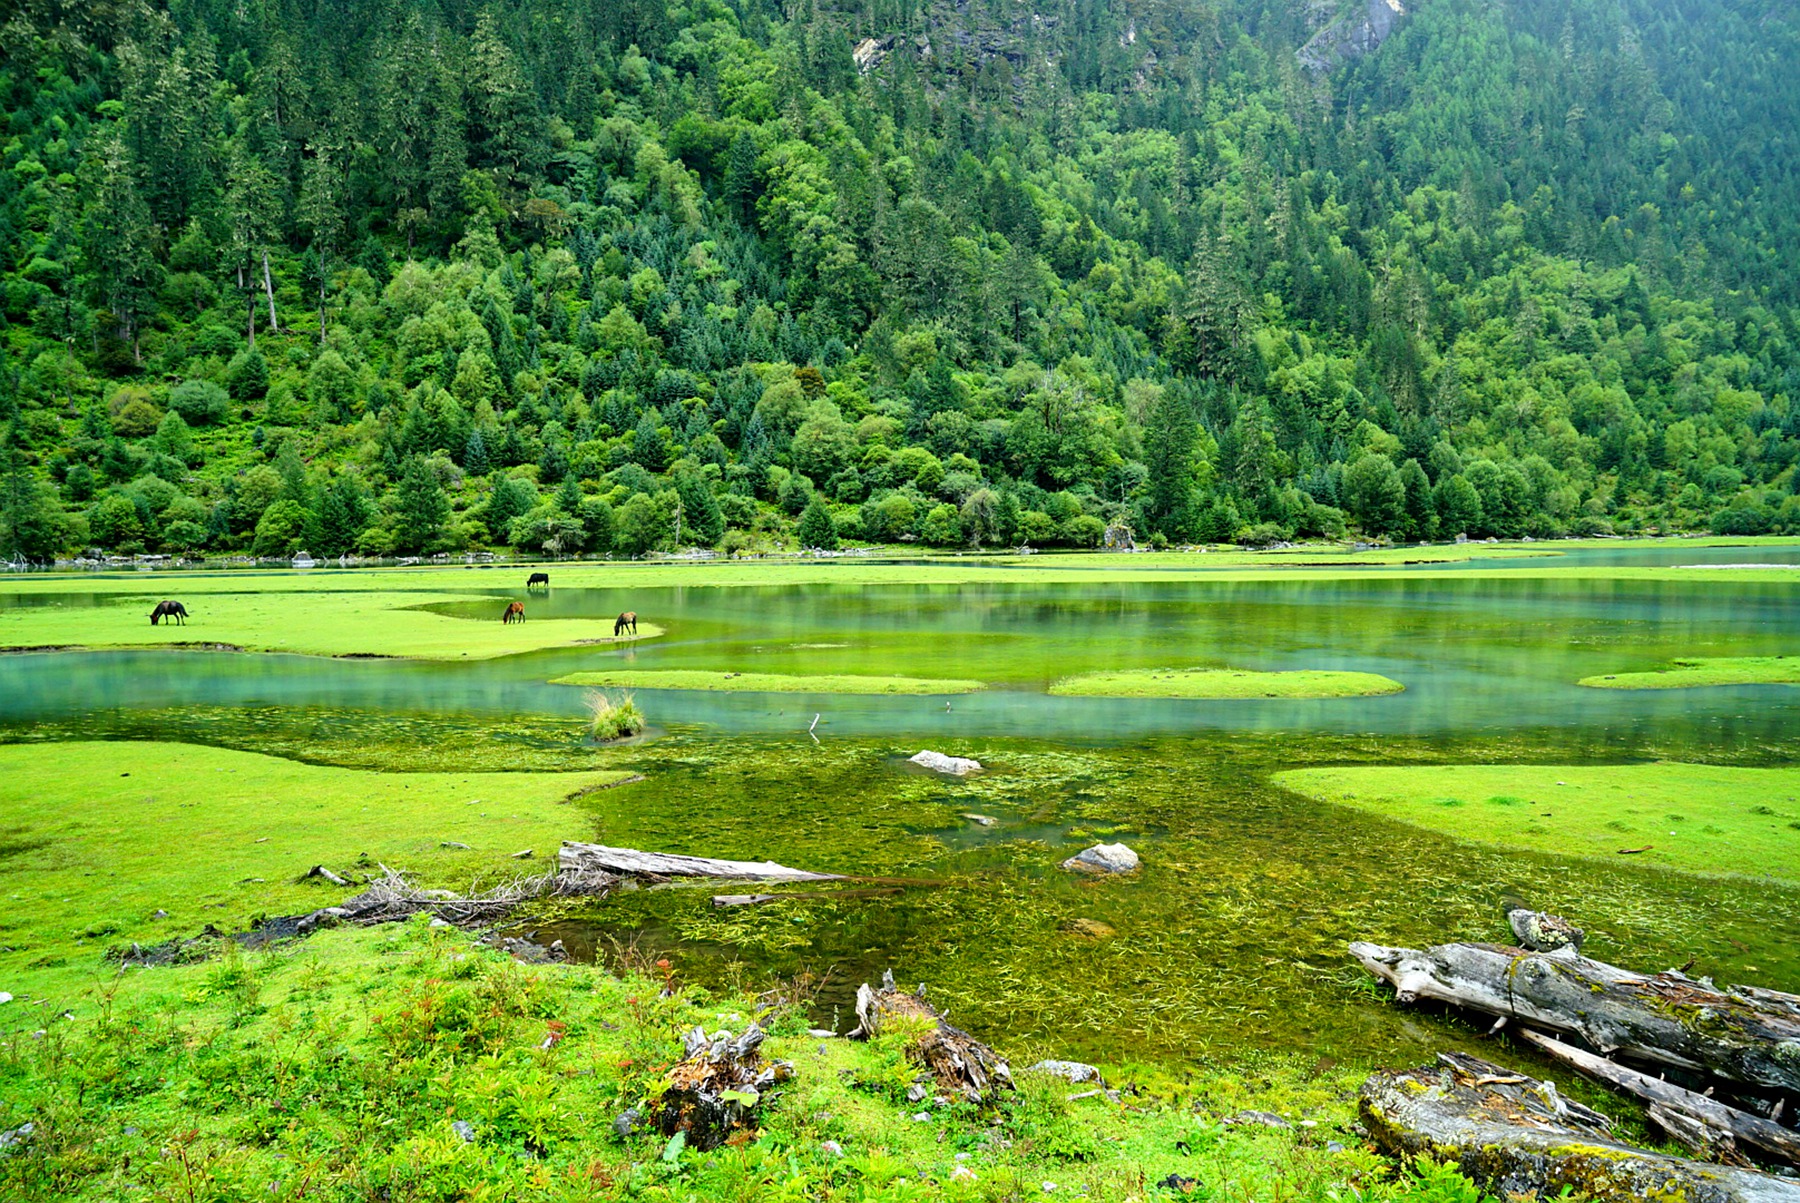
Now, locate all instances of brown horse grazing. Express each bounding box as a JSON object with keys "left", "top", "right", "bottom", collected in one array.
[
  {"left": 149, "top": 600, "right": 188, "bottom": 626},
  {"left": 501, "top": 601, "right": 525, "bottom": 624},
  {"left": 527, "top": 572, "right": 549, "bottom": 589},
  {"left": 614, "top": 611, "right": 637, "bottom": 637}
]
